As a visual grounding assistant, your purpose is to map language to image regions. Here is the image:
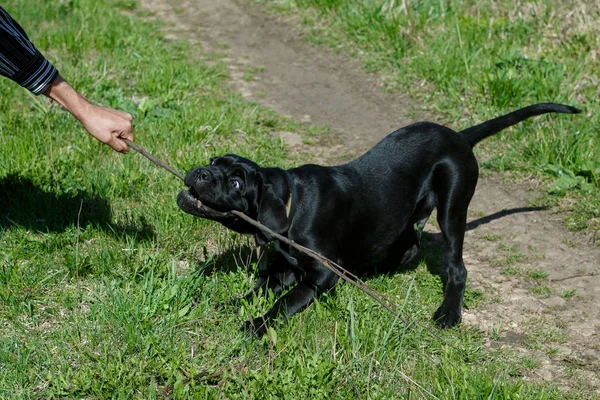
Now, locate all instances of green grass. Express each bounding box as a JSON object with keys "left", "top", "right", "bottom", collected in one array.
[
  {"left": 256, "top": 0, "right": 600, "bottom": 239},
  {"left": 0, "top": 0, "right": 595, "bottom": 398}
]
